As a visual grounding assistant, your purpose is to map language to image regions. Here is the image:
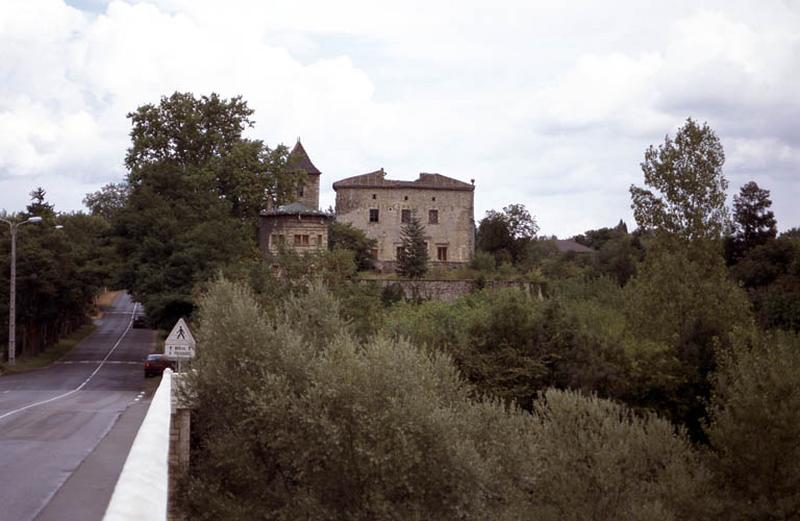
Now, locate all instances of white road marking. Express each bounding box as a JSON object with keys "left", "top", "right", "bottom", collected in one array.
[
  {"left": 56, "top": 360, "right": 140, "bottom": 365},
  {"left": 0, "top": 303, "right": 139, "bottom": 422}
]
